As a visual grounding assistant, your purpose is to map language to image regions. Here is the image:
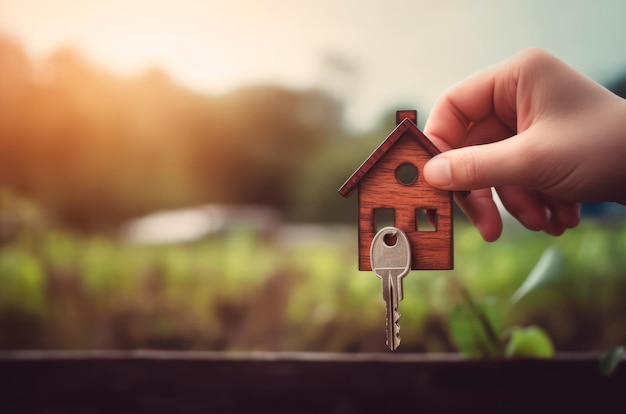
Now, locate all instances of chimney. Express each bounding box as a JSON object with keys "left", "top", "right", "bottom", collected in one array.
[{"left": 396, "top": 110, "right": 417, "bottom": 126}]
